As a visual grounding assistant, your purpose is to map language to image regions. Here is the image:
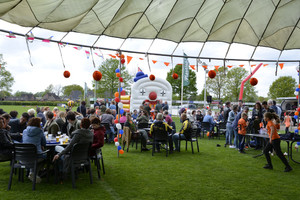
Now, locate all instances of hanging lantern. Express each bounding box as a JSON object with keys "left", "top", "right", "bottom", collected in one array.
[
  {"left": 208, "top": 70, "right": 216, "bottom": 79},
  {"left": 172, "top": 73, "right": 178, "bottom": 79},
  {"left": 250, "top": 77, "right": 258, "bottom": 86},
  {"left": 119, "top": 77, "right": 123, "bottom": 82},
  {"left": 149, "top": 74, "right": 155, "bottom": 81},
  {"left": 114, "top": 92, "right": 119, "bottom": 98},
  {"left": 295, "top": 111, "right": 299, "bottom": 116},
  {"left": 116, "top": 73, "right": 121, "bottom": 77},
  {"left": 121, "top": 58, "right": 125, "bottom": 64},
  {"left": 63, "top": 70, "right": 70, "bottom": 78},
  {"left": 121, "top": 54, "right": 125, "bottom": 59},
  {"left": 115, "top": 97, "right": 120, "bottom": 103},
  {"left": 93, "top": 71, "right": 102, "bottom": 81}
]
